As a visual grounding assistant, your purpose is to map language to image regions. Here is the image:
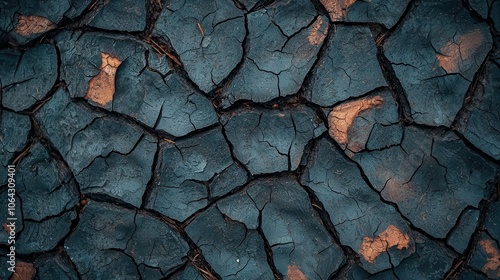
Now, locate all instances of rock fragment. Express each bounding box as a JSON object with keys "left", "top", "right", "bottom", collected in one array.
[
  {"left": 306, "top": 26, "right": 386, "bottom": 107},
  {"left": 384, "top": 0, "right": 492, "bottom": 126}
]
